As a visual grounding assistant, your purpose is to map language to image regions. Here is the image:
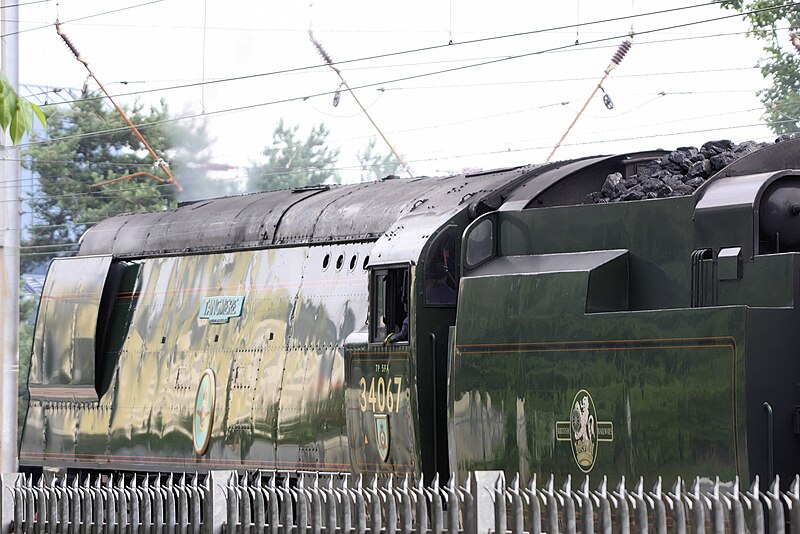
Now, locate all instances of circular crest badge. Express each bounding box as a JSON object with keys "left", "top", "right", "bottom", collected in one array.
[
  {"left": 556, "top": 389, "right": 614, "bottom": 472},
  {"left": 570, "top": 390, "right": 598, "bottom": 472},
  {"left": 193, "top": 369, "right": 216, "bottom": 455}
]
